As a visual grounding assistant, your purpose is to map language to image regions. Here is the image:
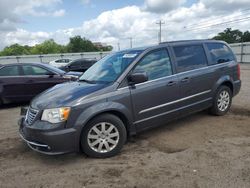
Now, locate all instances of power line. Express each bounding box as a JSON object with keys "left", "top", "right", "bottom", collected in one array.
[
  {"left": 185, "top": 16, "right": 250, "bottom": 32},
  {"left": 185, "top": 7, "right": 250, "bottom": 29}
]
